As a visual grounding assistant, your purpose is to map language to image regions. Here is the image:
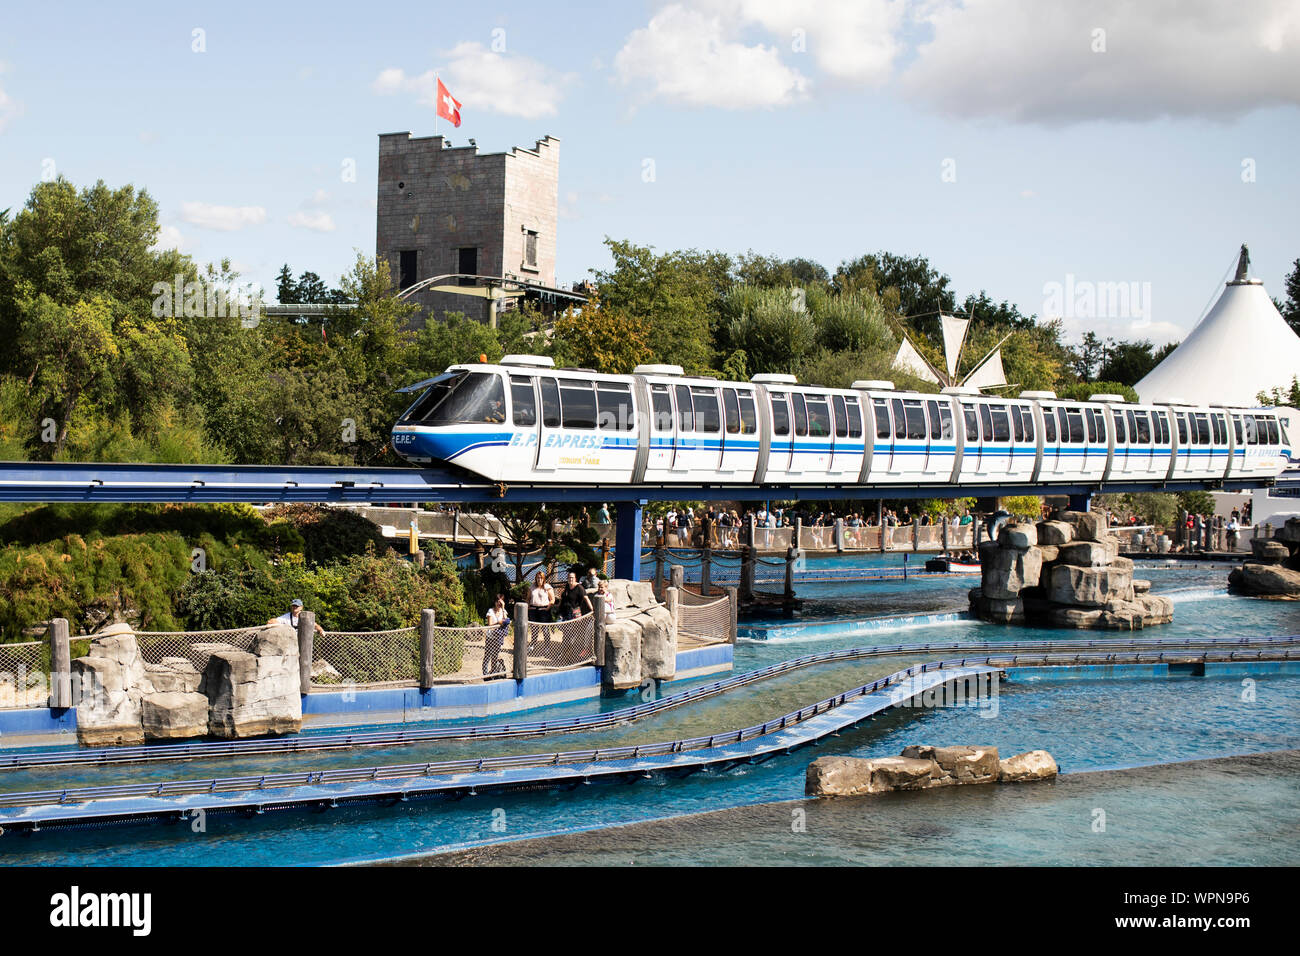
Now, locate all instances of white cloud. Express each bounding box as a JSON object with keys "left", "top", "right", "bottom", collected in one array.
[
  {"left": 151, "top": 224, "right": 197, "bottom": 254},
  {"left": 372, "top": 42, "right": 573, "bottom": 118},
  {"left": 287, "top": 210, "right": 336, "bottom": 232},
  {"left": 180, "top": 202, "right": 267, "bottom": 231},
  {"left": 615, "top": 4, "right": 810, "bottom": 108},
  {"left": 902, "top": 0, "right": 1300, "bottom": 124},
  {"left": 707, "top": 0, "right": 905, "bottom": 85}
]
